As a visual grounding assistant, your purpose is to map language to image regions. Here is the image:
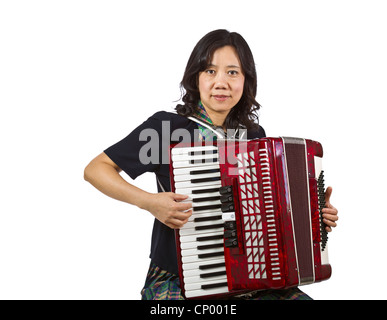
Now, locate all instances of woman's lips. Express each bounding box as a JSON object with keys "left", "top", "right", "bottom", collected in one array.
[{"left": 212, "top": 95, "right": 230, "bottom": 101}]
